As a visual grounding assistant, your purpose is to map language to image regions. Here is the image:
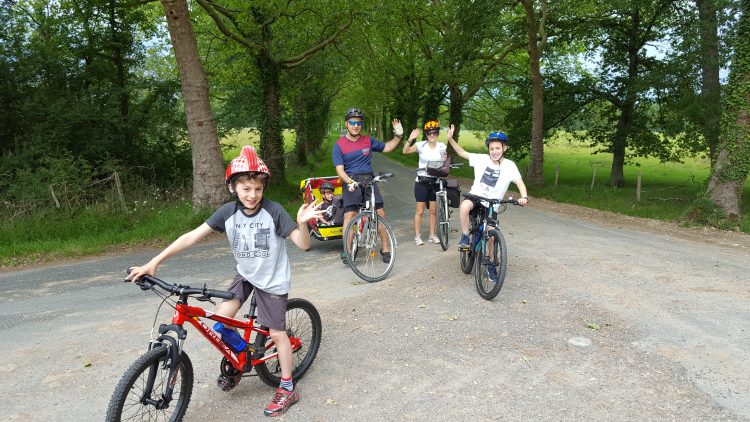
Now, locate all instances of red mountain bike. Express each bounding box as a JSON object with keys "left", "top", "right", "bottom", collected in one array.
[{"left": 106, "top": 272, "right": 322, "bottom": 421}]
